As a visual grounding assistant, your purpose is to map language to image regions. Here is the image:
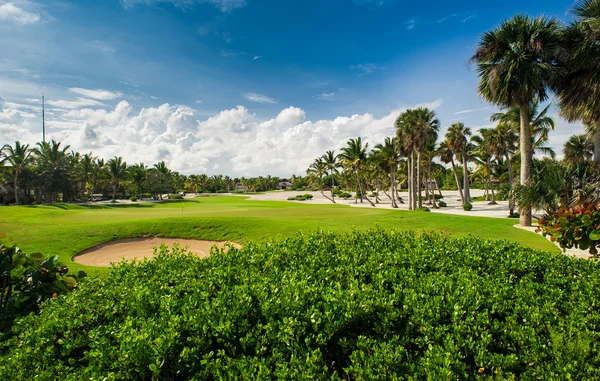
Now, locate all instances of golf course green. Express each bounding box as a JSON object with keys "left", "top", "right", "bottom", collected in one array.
[{"left": 0, "top": 195, "right": 557, "bottom": 275}]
